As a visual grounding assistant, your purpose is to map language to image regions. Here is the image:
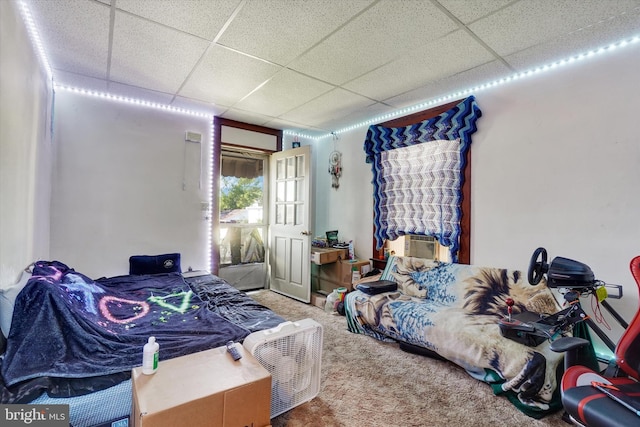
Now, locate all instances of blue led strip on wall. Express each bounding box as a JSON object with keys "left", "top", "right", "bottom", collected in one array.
[{"left": 364, "top": 96, "right": 482, "bottom": 262}]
